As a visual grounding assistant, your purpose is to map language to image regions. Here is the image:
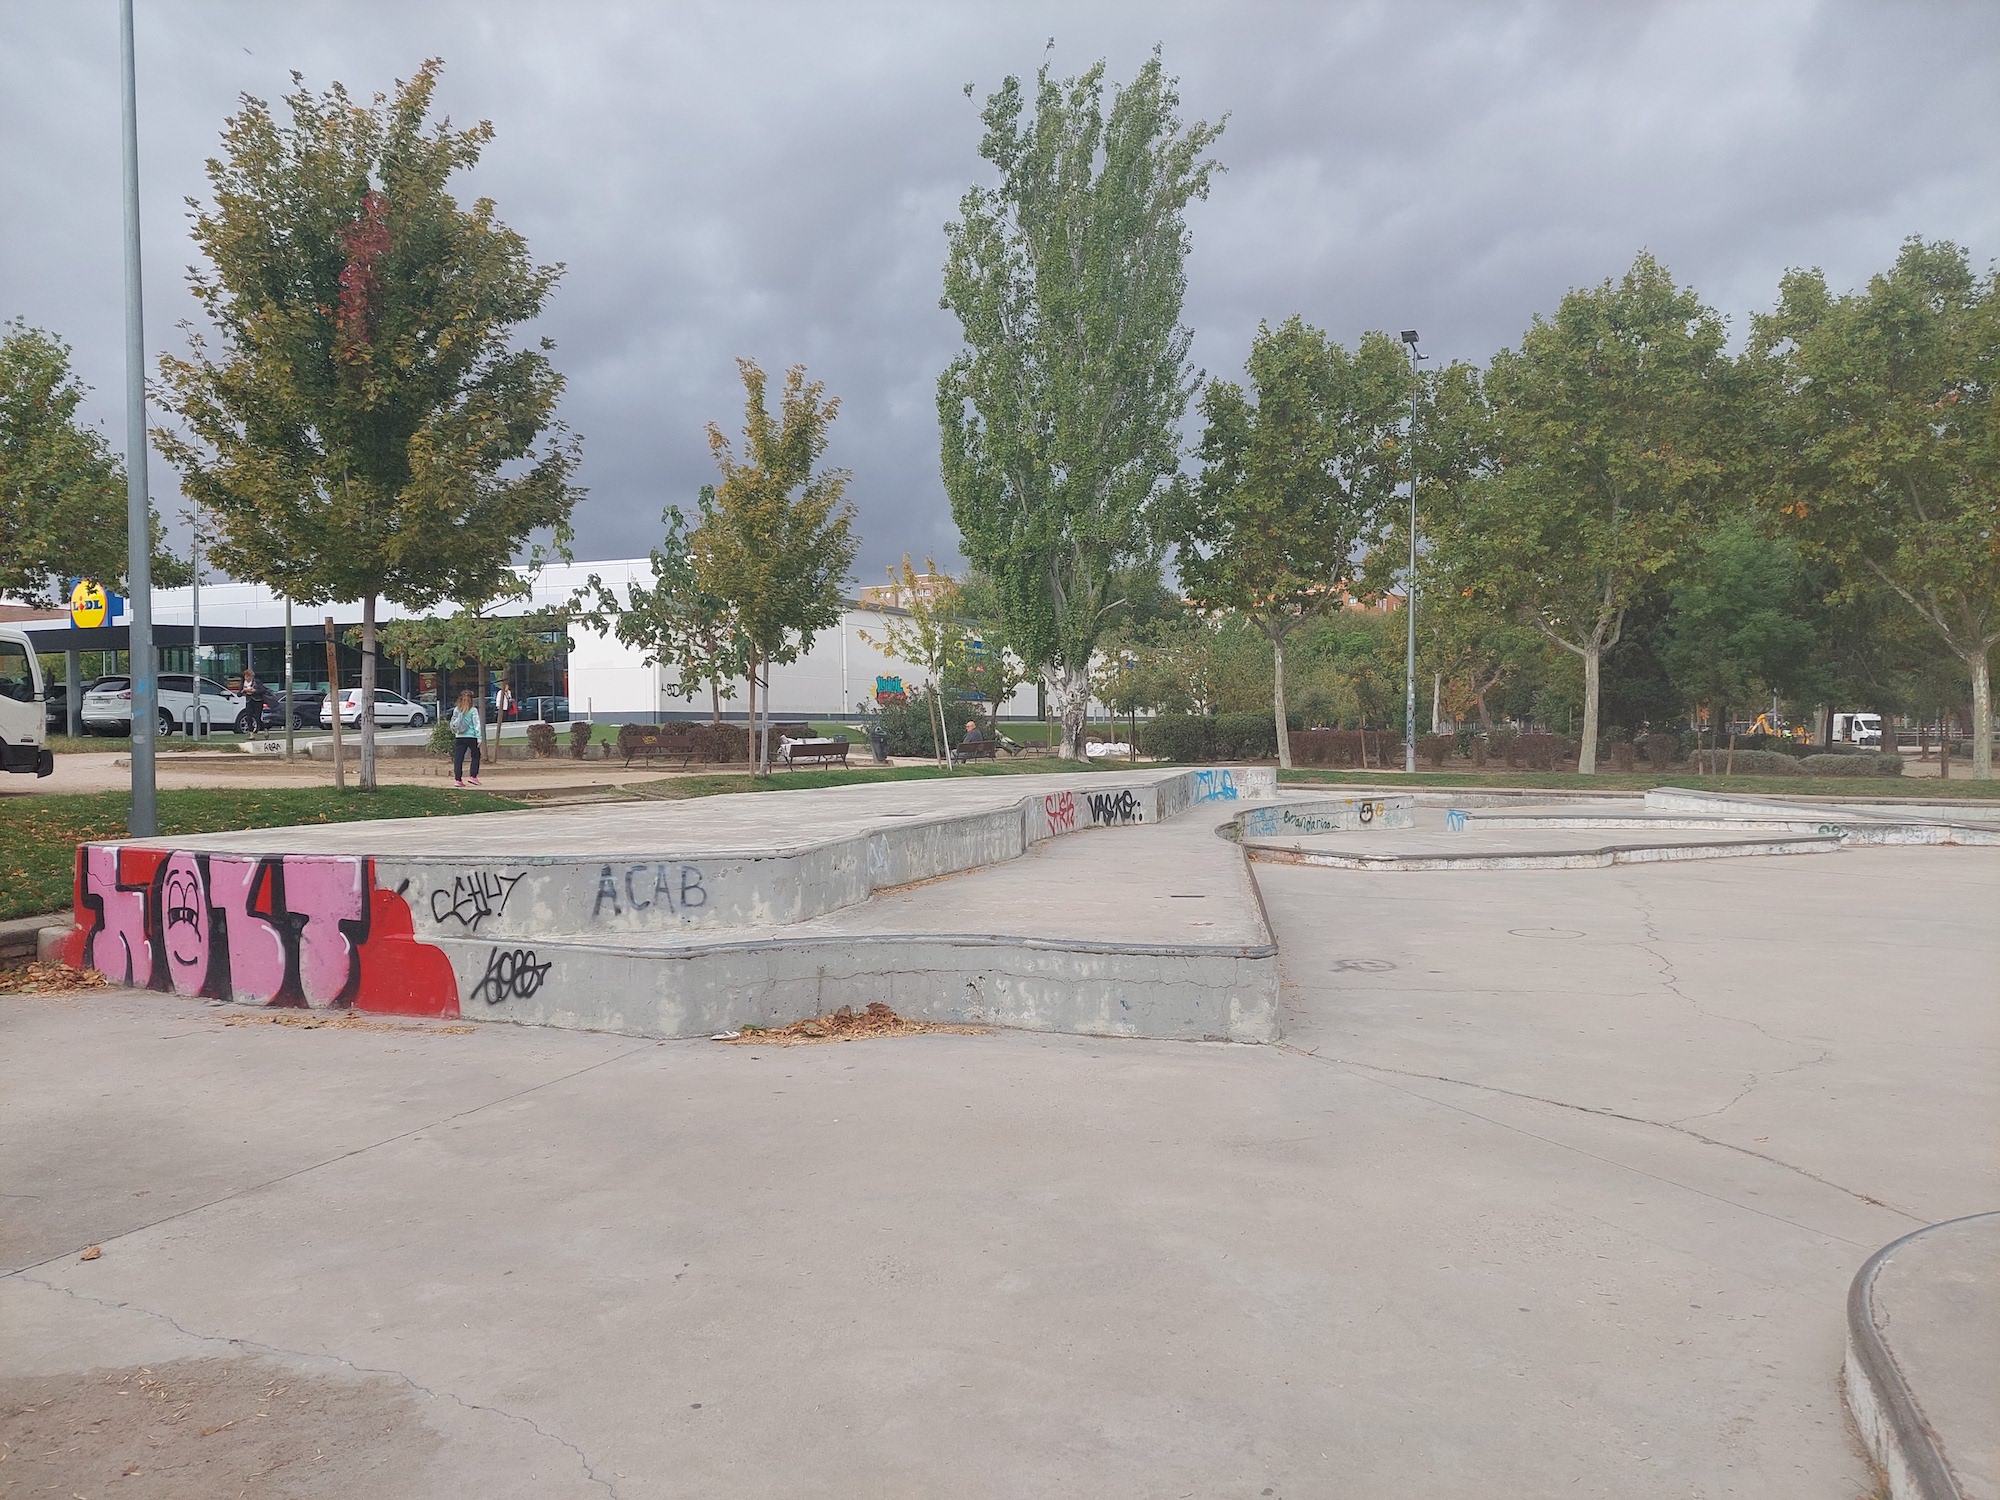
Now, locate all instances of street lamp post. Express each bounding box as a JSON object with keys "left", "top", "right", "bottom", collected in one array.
[
  {"left": 119, "top": 0, "right": 157, "bottom": 833},
  {"left": 1400, "top": 330, "right": 1425, "bottom": 775}
]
